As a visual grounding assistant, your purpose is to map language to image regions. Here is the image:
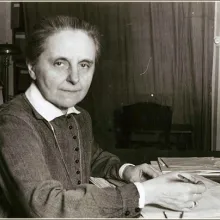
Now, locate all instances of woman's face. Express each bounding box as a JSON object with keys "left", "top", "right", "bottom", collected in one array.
[{"left": 27, "top": 29, "right": 96, "bottom": 109}]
